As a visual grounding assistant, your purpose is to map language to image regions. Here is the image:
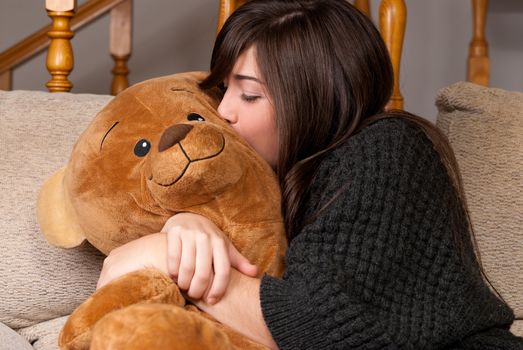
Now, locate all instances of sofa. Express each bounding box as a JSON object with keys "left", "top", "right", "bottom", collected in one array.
[
  {"left": 0, "top": 82, "right": 521, "bottom": 349},
  {"left": 435, "top": 82, "right": 522, "bottom": 337}
]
